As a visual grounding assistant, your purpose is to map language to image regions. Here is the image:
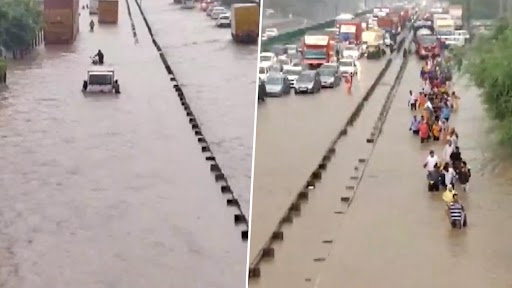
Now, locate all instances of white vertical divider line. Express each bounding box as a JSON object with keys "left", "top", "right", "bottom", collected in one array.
[{"left": 245, "top": 1, "right": 264, "bottom": 287}]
